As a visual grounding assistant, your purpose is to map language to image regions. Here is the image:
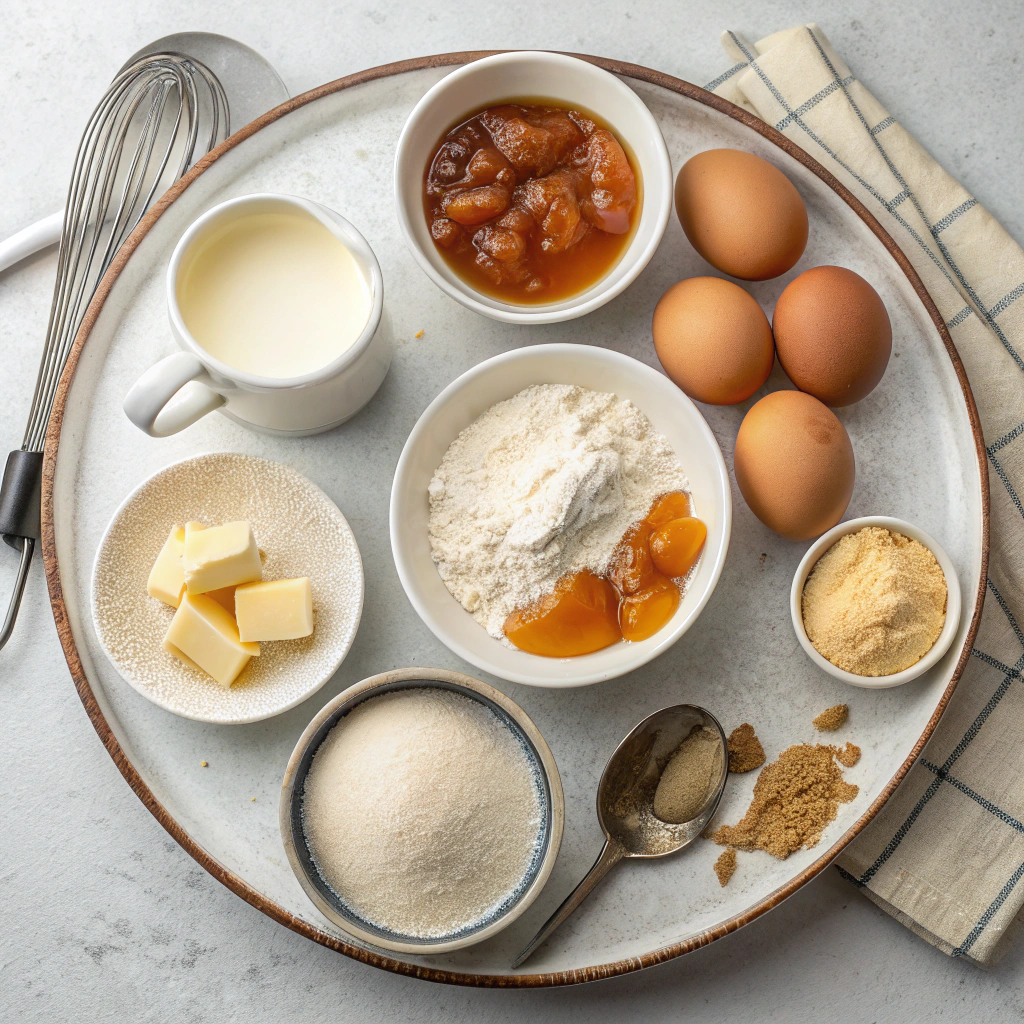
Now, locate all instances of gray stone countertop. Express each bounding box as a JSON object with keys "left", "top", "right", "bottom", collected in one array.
[{"left": 1, "top": 1, "right": 1022, "bottom": 1020}]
